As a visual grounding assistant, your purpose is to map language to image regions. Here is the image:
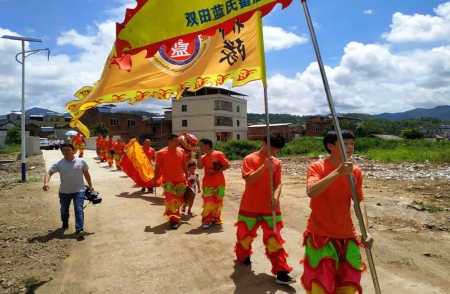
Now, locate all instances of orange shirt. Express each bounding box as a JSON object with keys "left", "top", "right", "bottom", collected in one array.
[
  {"left": 105, "top": 139, "right": 115, "bottom": 150},
  {"left": 95, "top": 136, "right": 102, "bottom": 146},
  {"left": 97, "top": 138, "right": 106, "bottom": 149},
  {"left": 73, "top": 134, "right": 84, "bottom": 145},
  {"left": 113, "top": 142, "right": 125, "bottom": 155},
  {"left": 142, "top": 146, "right": 155, "bottom": 161},
  {"left": 239, "top": 152, "right": 282, "bottom": 214},
  {"left": 306, "top": 159, "right": 364, "bottom": 239},
  {"left": 200, "top": 151, "right": 229, "bottom": 187},
  {"left": 155, "top": 147, "right": 186, "bottom": 183}
]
